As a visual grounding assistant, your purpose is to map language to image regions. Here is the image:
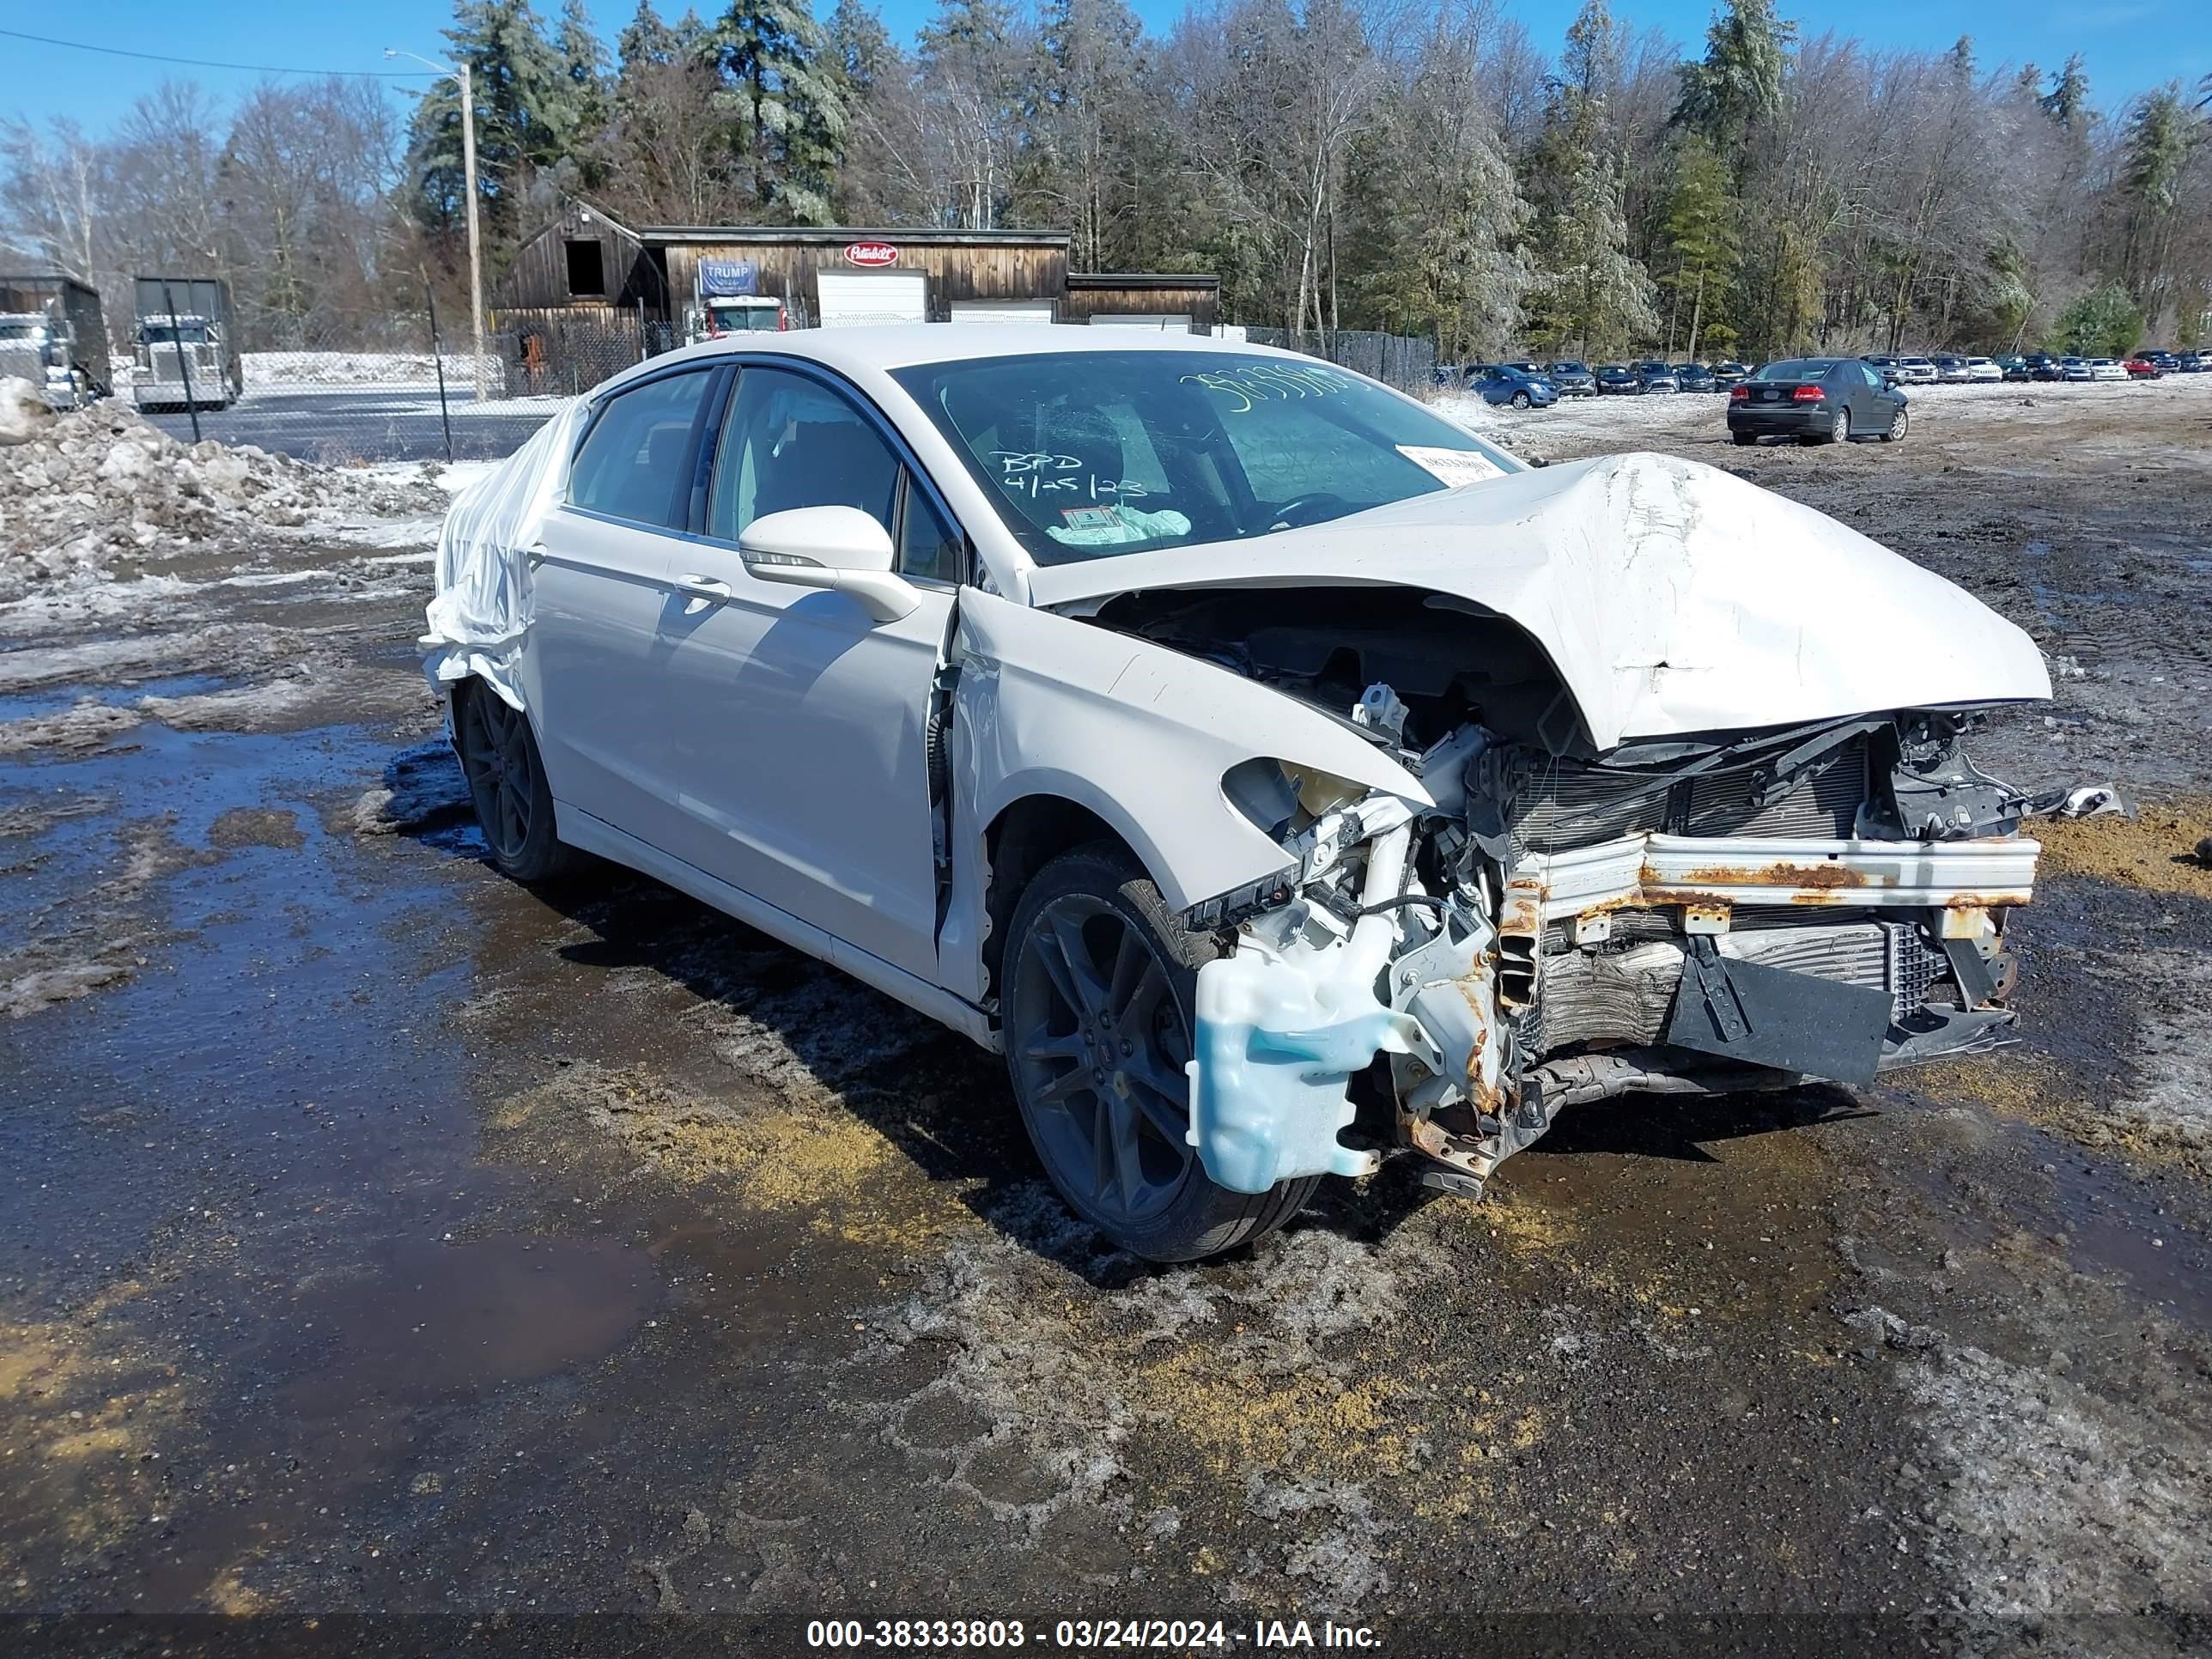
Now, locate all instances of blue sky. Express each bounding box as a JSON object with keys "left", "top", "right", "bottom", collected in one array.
[{"left": 3, "top": 0, "right": 2203, "bottom": 131}]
